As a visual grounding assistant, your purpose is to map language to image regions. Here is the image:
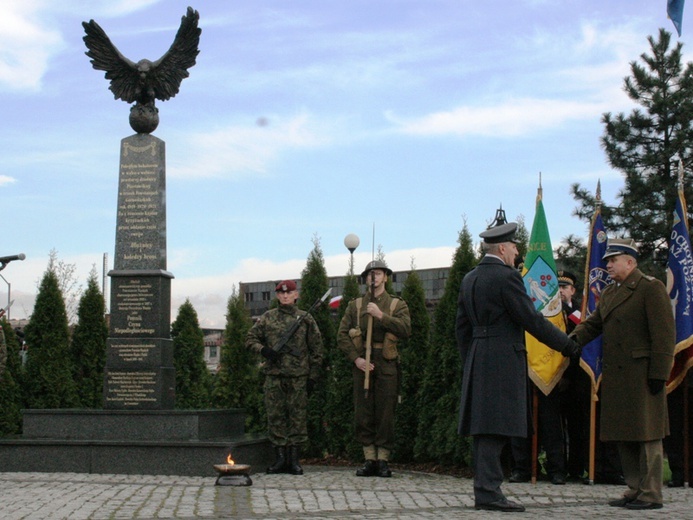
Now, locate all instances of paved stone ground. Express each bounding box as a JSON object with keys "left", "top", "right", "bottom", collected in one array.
[{"left": 0, "top": 466, "right": 688, "bottom": 519}]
